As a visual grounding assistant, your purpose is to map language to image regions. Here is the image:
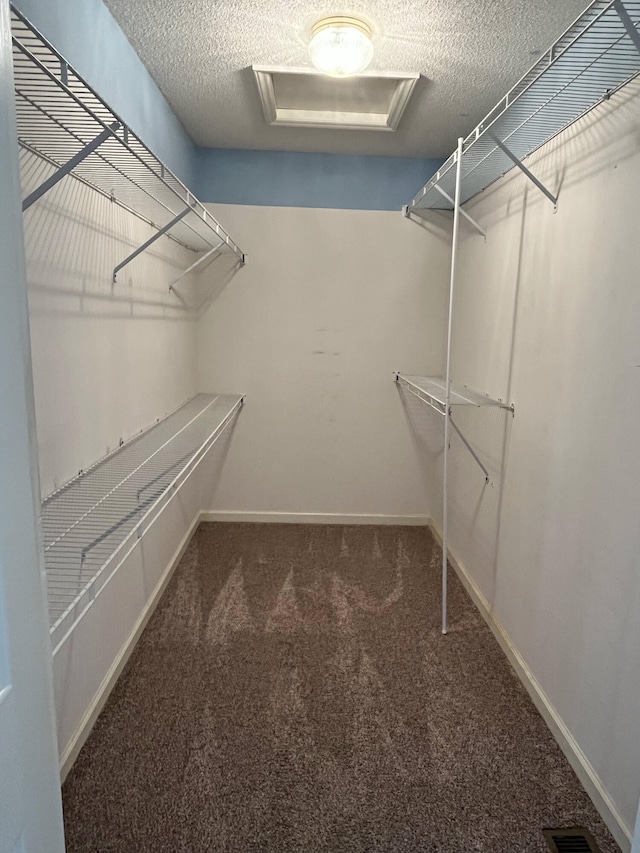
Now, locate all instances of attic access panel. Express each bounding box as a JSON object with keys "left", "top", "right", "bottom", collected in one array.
[{"left": 252, "top": 66, "right": 419, "bottom": 131}]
